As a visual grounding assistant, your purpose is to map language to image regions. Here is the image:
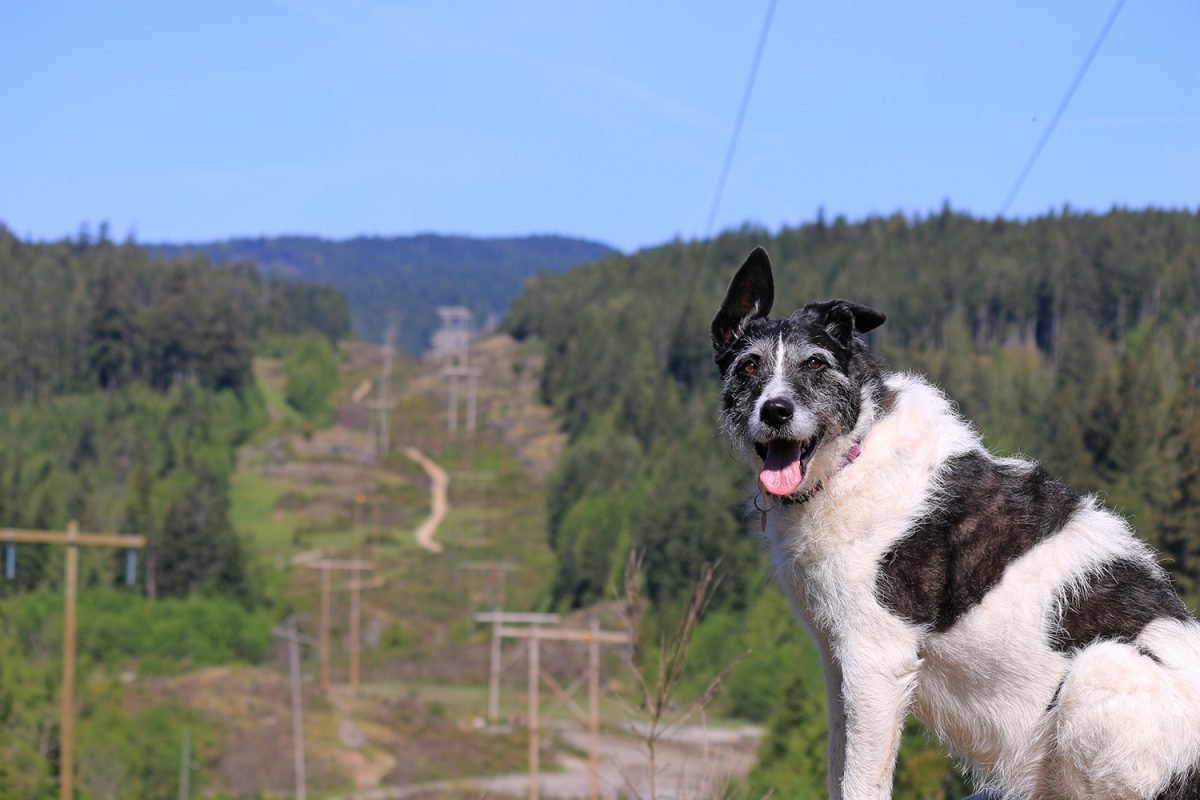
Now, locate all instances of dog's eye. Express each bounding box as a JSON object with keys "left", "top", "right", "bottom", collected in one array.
[
  {"left": 739, "top": 357, "right": 759, "bottom": 375},
  {"left": 805, "top": 357, "right": 825, "bottom": 371}
]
